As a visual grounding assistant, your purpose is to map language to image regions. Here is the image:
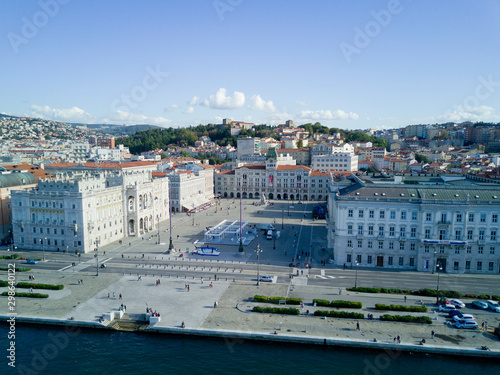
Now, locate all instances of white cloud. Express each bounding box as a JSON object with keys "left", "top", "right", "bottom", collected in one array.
[
  {"left": 297, "top": 109, "right": 359, "bottom": 121},
  {"left": 184, "top": 106, "right": 195, "bottom": 114},
  {"left": 437, "top": 105, "right": 499, "bottom": 122},
  {"left": 248, "top": 94, "right": 276, "bottom": 113},
  {"left": 170, "top": 104, "right": 179, "bottom": 109},
  {"left": 296, "top": 100, "right": 308, "bottom": 107},
  {"left": 202, "top": 88, "right": 245, "bottom": 109},
  {"left": 109, "top": 110, "right": 171, "bottom": 127},
  {"left": 31, "top": 105, "right": 94, "bottom": 123},
  {"left": 189, "top": 96, "right": 200, "bottom": 106}
]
